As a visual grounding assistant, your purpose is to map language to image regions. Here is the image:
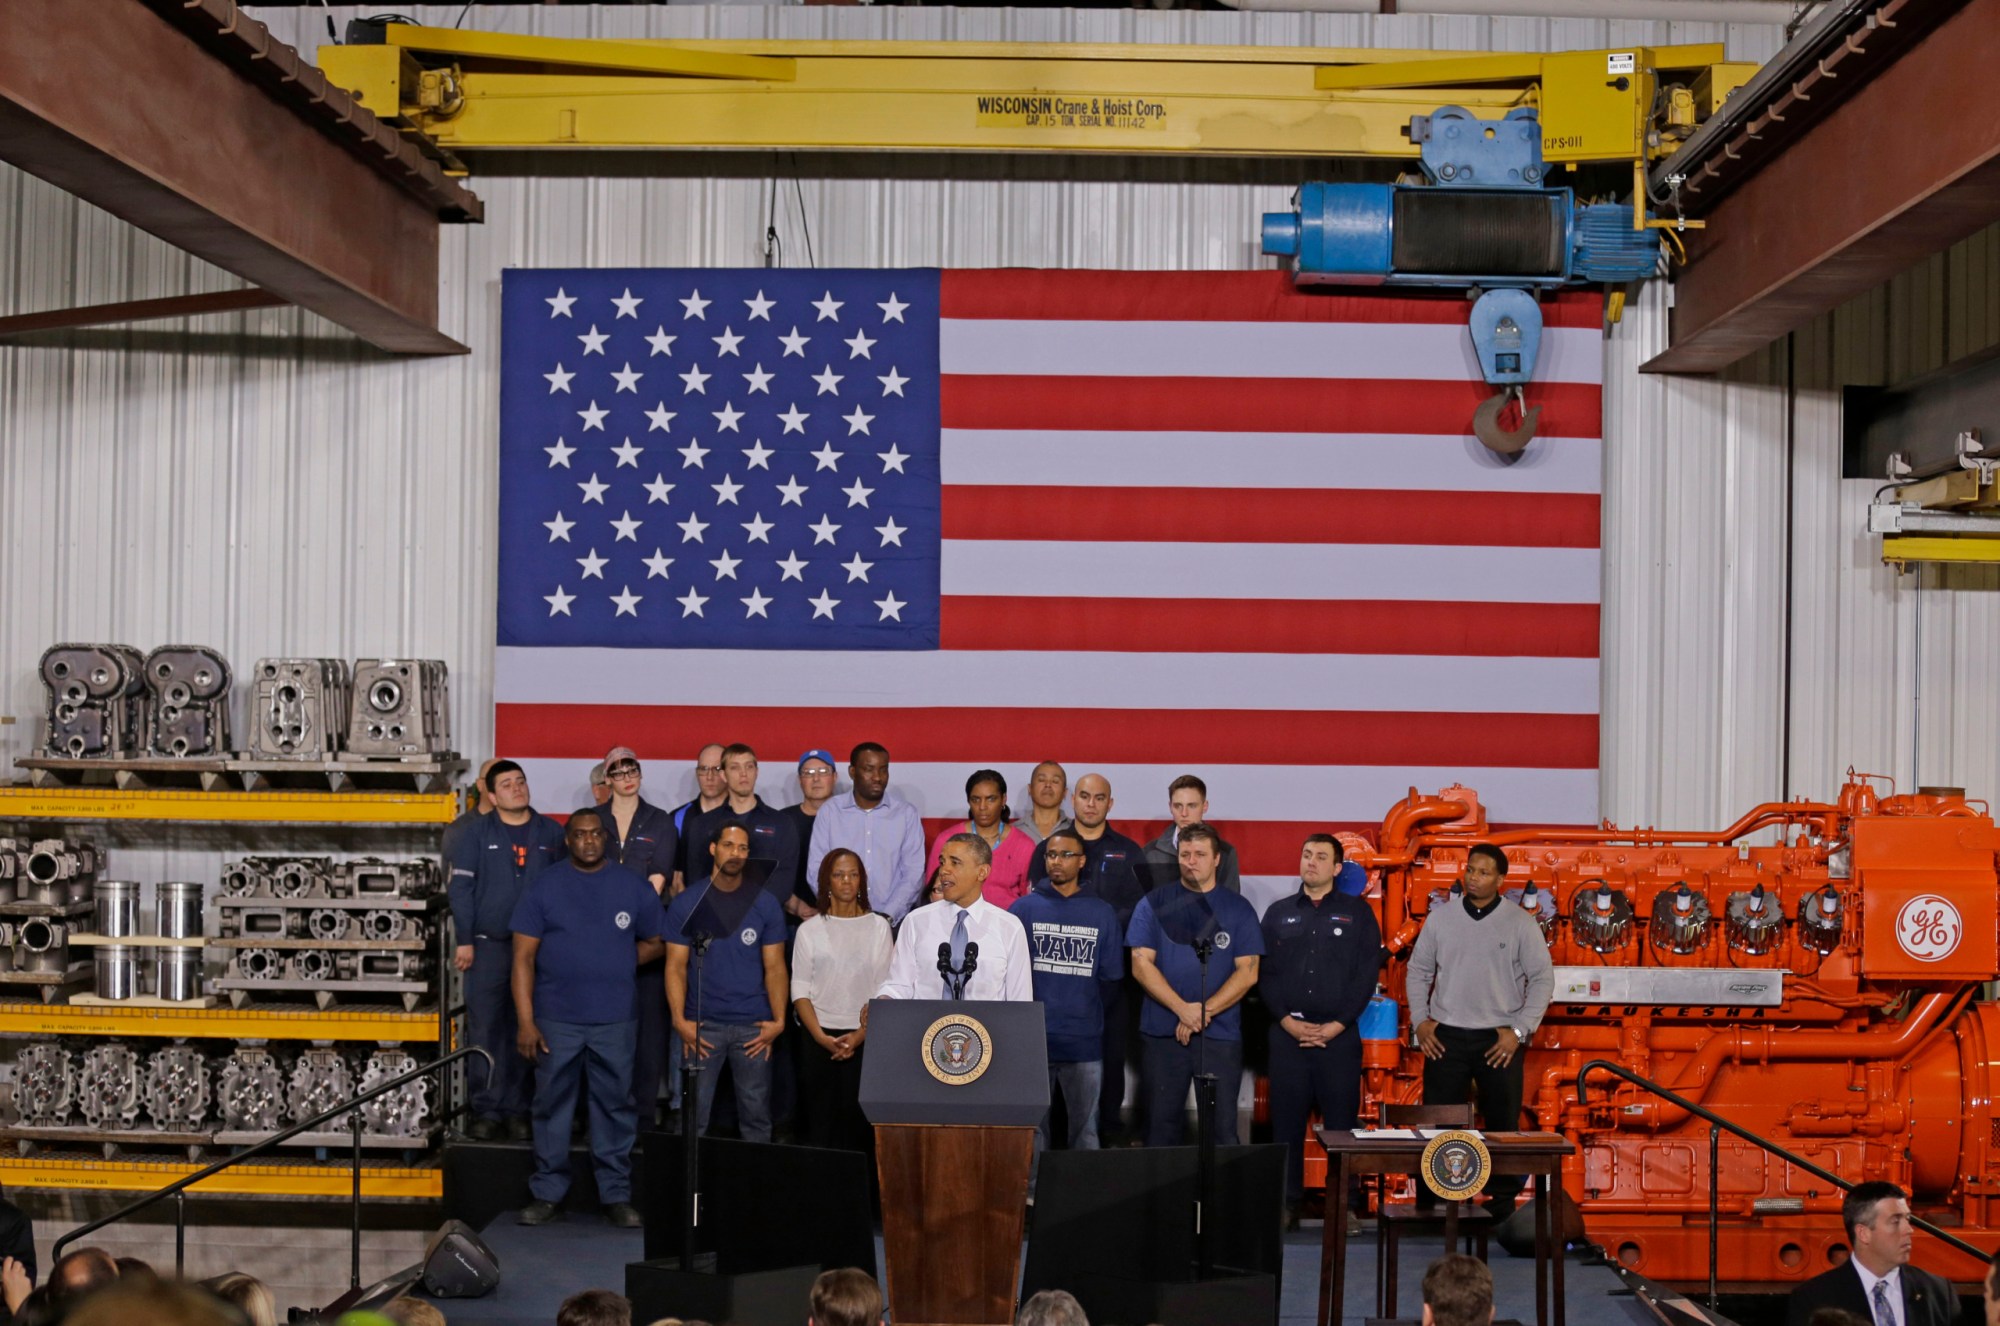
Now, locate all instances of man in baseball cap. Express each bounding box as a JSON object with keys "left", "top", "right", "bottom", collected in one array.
[{"left": 781, "top": 751, "right": 838, "bottom": 919}]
